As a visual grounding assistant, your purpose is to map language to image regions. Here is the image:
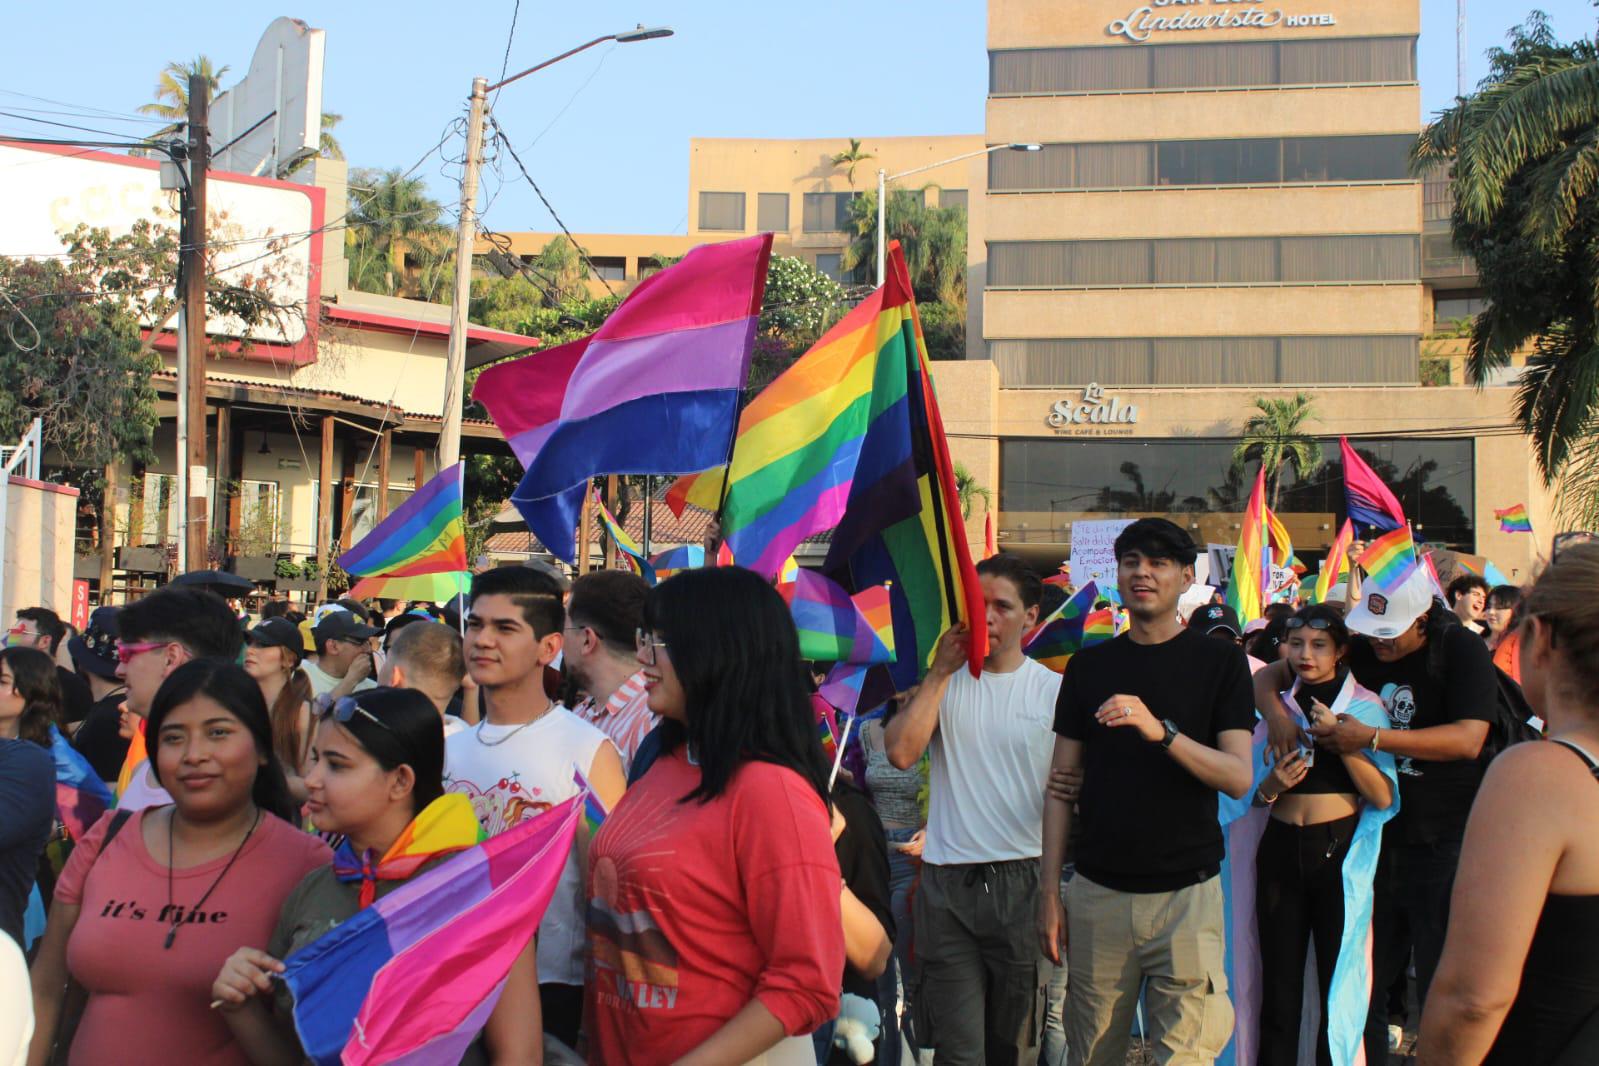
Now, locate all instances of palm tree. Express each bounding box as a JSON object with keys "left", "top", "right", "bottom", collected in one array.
[
  {"left": 829, "top": 138, "right": 875, "bottom": 188},
  {"left": 137, "top": 56, "right": 230, "bottom": 140},
  {"left": 345, "top": 168, "right": 450, "bottom": 297},
  {"left": 841, "top": 188, "right": 968, "bottom": 304},
  {"left": 953, "top": 463, "right": 993, "bottom": 520},
  {"left": 1412, "top": 13, "right": 1599, "bottom": 520},
  {"left": 1232, "top": 394, "right": 1323, "bottom": 511}
]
